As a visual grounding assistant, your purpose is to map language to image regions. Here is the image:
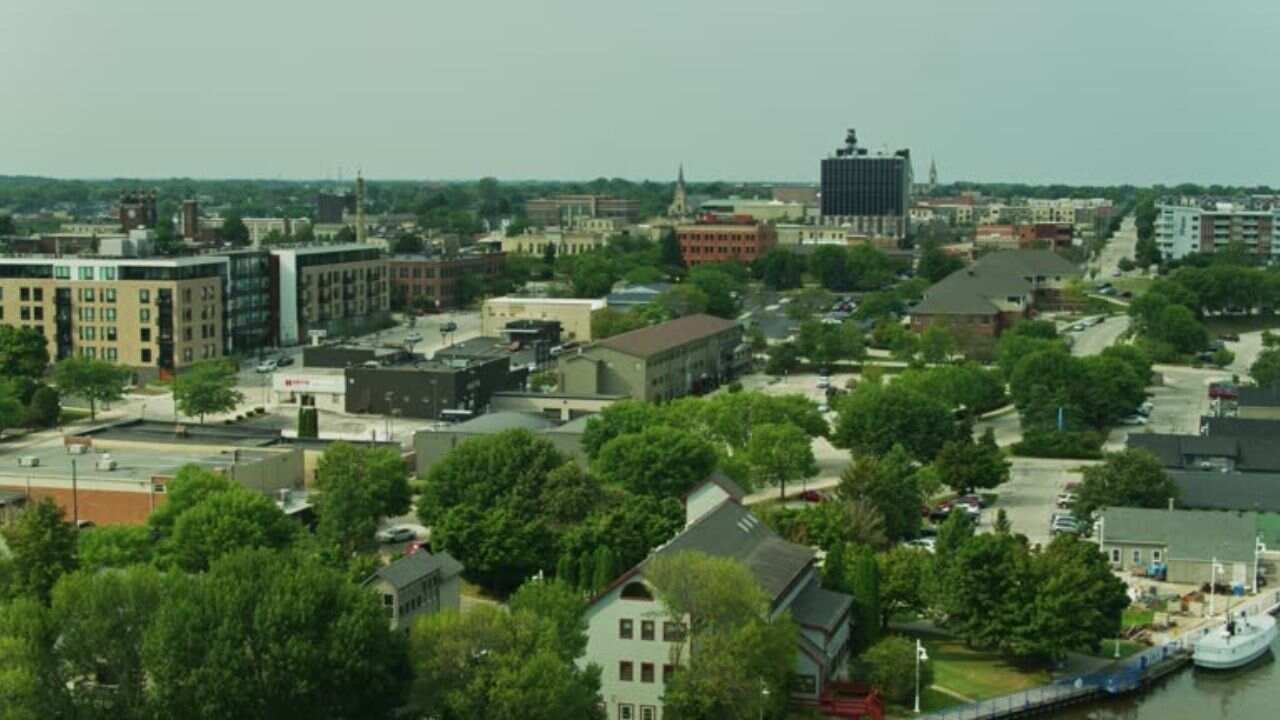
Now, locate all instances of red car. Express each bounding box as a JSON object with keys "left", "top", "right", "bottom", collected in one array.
[
  {"left": 797, "top": 490, "right": 827, "bottom": 503},
  {"left": 1209, "top": 382, "right": 1239, "bottom": 401}
]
